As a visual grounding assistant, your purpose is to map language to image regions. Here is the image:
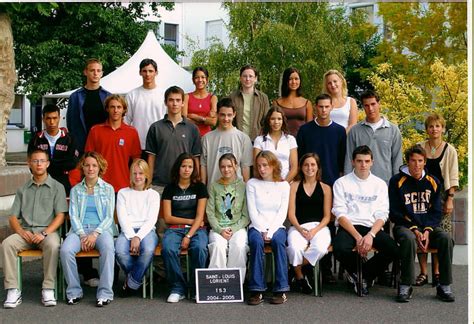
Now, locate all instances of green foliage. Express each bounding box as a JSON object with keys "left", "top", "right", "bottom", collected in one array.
[
  {"left": 162, "top": 44, "right": 185, "bottom": 64},
  {"left": 191, "top": 3, "right": 377, "bottom": 101},
  {"left": 9, "top": 2, "right": 173, "bottom": 103}
]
